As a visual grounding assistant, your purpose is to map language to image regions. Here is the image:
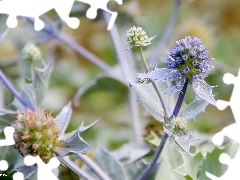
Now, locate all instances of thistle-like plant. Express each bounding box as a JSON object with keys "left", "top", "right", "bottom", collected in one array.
[
  {"left": 127, "top": 27, "right": 216, "bottom": 179},
  {"left": 138, "top": 36, "right": 216, "bottom": 105},
  {"left": 0, "top": 45, "right": 96, "bottom": 179}
]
